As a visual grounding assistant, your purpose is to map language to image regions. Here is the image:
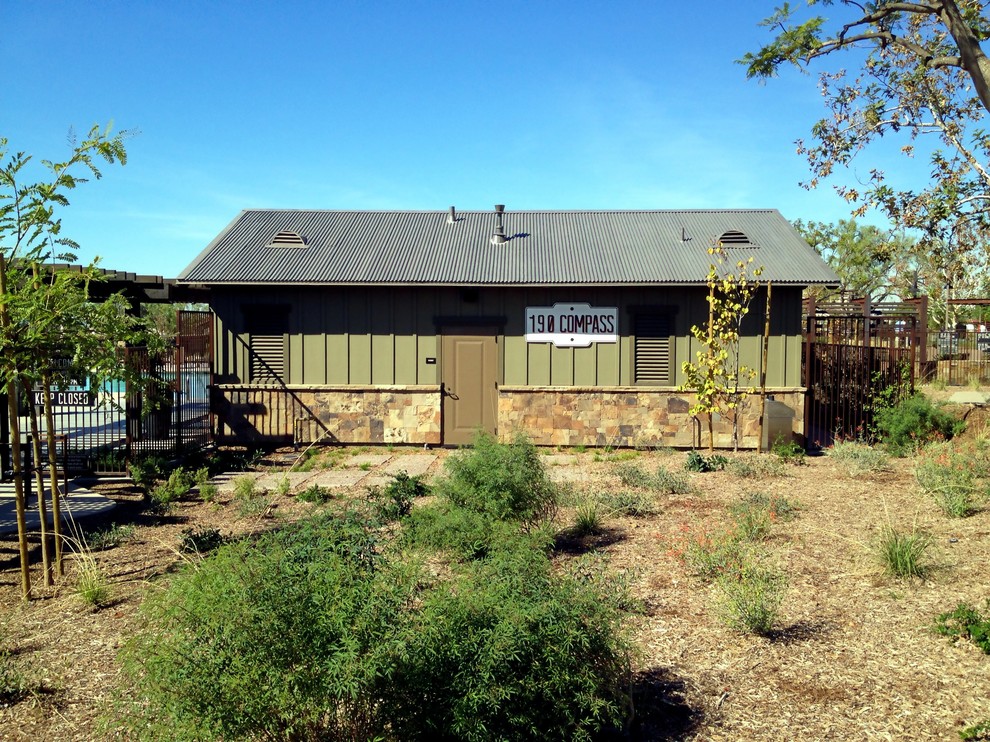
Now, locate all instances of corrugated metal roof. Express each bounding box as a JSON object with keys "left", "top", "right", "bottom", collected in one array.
[{"left": 177, "top": 209, "right": 840, "bottom": 286}]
